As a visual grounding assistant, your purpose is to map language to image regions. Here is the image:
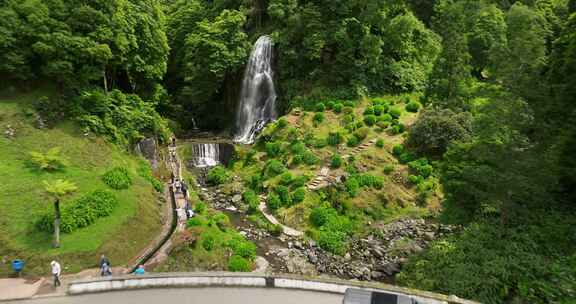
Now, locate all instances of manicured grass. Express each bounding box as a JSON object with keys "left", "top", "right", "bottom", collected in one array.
[{"left": 0, "top": 90, "right": 162, "bottom": 276}]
